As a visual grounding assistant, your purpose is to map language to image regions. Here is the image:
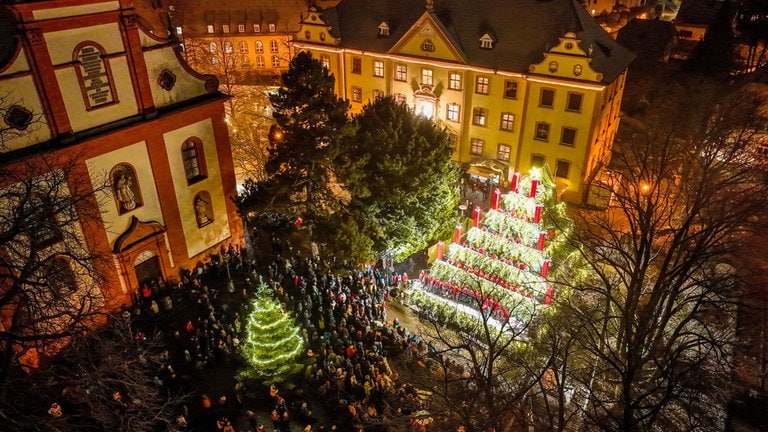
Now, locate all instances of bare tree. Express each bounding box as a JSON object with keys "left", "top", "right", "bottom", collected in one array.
[
  {"left": 0, "top": 153, "right": 112, "bottom": 366},
  {"left": 1, "top": 94, "right": 113, "bottom": 376},
  {"left": 406, "top": 279, "right": 550, "bottom": 432},
  {"left": 0, "top": 316, "right": 187, "bottom": 432},
  {"left": 182, "top": 37, "right": 277, "bottom": 184},
  {"left": 558, "top": 78, "right": 768, "bottom": 432},
  {"left": 227, "top": 85, "right": 274, "bottom": 184}
]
